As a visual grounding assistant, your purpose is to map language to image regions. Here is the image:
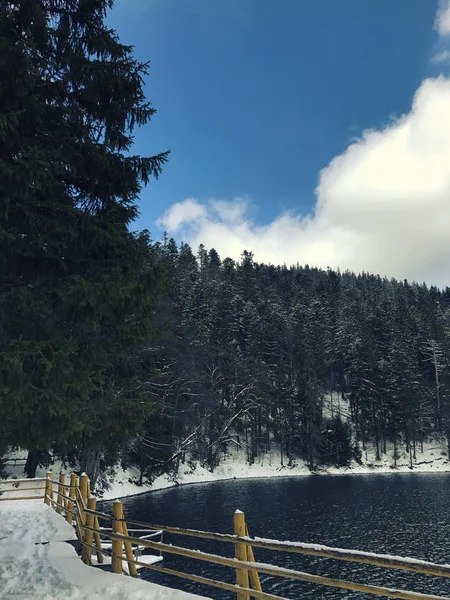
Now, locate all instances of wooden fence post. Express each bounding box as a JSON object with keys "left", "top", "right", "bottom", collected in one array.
[
  {"left": 56, "top": 472, "right": 65, "bottom": 515},
  {"left": 234, "top": 510, "right": 250, "bottom": 600},
  {"left": 112, "top": 500, "right": 123, "bottom": 574},
  {"left": 93, "top": 512, "right": 104, "bottom": 564},
  {"left": 66, "top": 473, "right": 77, "bottom": 524},
  {"left": 78, "top": 473, "right": 89, "bottom": 537},
  {"left": 82, "top": 497, "right": 96, "bottom": 565},
  {"left": 79, "top": 473, "right": 89, "bottom": 505},
  {"left": 44, "top": 471, "right": 52, "bottom": 505},
  {"left": 119, "top": 502, "right": 138, "bottom": 577},
  {"left": 245, "top": 524, "right": 262, "bottom": 592}
]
